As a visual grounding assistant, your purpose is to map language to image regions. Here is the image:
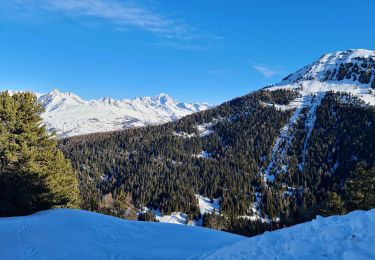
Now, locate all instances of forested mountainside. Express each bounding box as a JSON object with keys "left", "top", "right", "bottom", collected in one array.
[{"left": 59, "top": 49, "right": 375, "bottom": 236}]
